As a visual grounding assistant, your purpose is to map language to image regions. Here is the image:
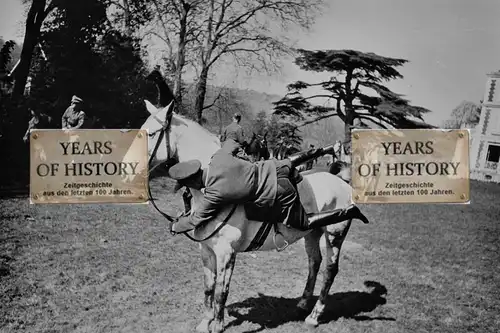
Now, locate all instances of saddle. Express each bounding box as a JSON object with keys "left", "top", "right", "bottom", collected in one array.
[{"left": 243, "top": 173, "right": 319, "bottom": 227}]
